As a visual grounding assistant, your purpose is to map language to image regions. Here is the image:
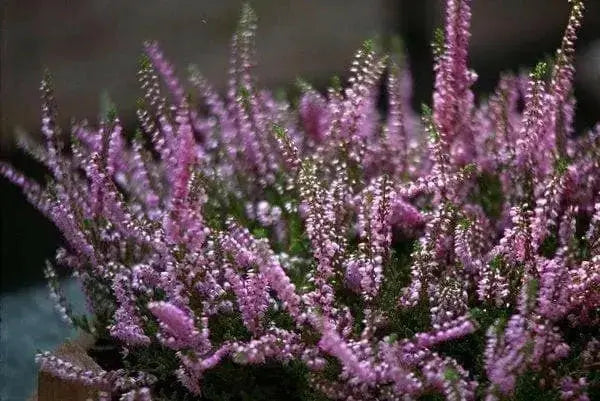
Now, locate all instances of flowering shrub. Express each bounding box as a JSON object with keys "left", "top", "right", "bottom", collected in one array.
[{"left": 3, "top": 1, "right": 599, "bottom": 400}]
